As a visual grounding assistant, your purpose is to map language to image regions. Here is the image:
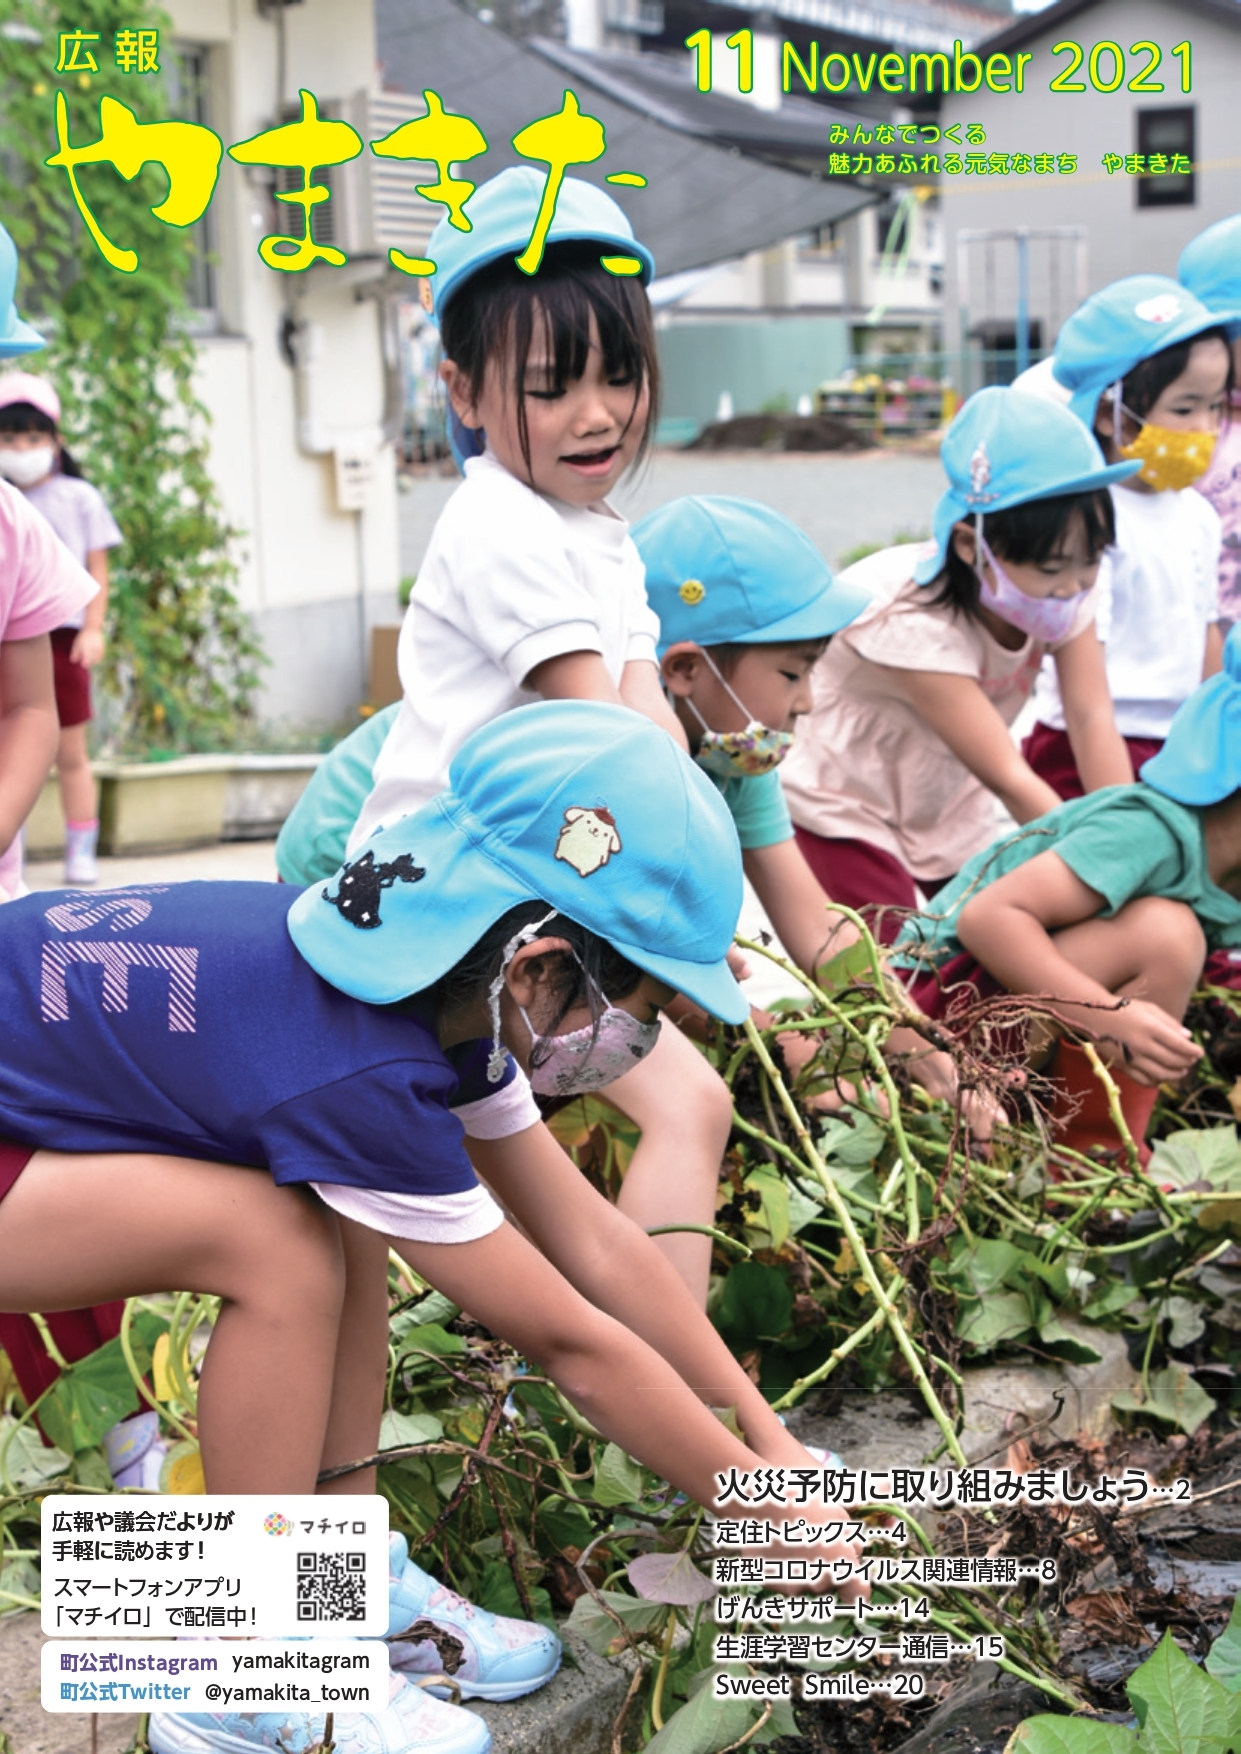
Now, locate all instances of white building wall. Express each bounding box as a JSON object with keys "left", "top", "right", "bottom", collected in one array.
[
  {"left": 167, "top": 0, "right": 401, "bottom": 727},
  {"left": 940, "top": 0, "right": 1241, "bottom": 360}
]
